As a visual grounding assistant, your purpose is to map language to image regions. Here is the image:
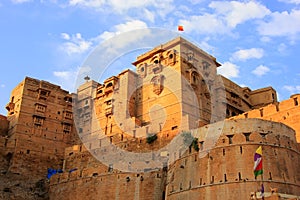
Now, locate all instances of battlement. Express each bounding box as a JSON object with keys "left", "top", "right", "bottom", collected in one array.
[
  {"left": 166, "top": 118, "right": 300, "bottom": 199},
  {"left": 230, "top": 94, "right": 300, "bottom": 142}
]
